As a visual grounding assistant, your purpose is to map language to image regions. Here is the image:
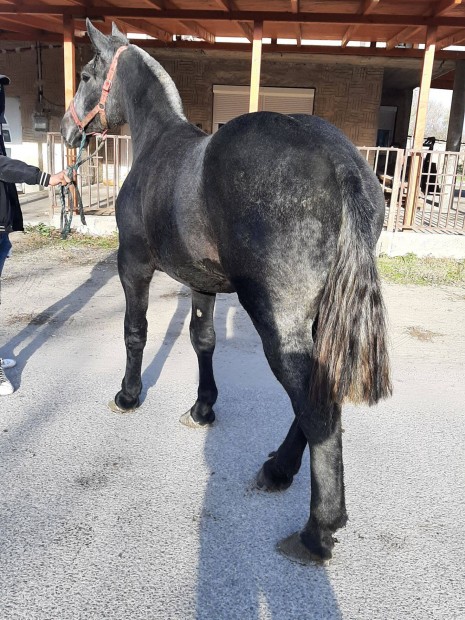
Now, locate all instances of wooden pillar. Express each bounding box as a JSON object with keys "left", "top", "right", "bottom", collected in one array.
[
  {"left": 249, "top": 21, "right": 263, "bottom": 113},
  {"left": 446, "top": 60, "right": 465, "bottom": 152},
  {"left": 404, "top": 26, "right": 437, "bottom": 228},
  {"left": 63, "top": 15, "right": 77, "bottom": 212},
  {"left": 63, "top": 15, "right": 76, "bottom": 108}
]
